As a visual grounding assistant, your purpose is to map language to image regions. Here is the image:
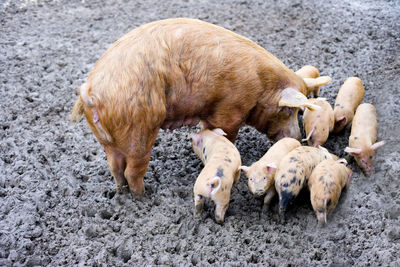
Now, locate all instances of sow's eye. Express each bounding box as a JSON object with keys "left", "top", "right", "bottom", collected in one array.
[{"left": 278, "top": 106, "right": 295, "bottom": 117}]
